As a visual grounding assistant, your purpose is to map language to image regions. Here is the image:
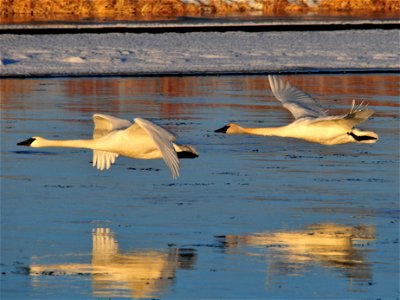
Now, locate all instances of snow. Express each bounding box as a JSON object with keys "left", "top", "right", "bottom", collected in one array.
[{"left": 1, "top": 29, "right": 399, "bottom": 76}]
